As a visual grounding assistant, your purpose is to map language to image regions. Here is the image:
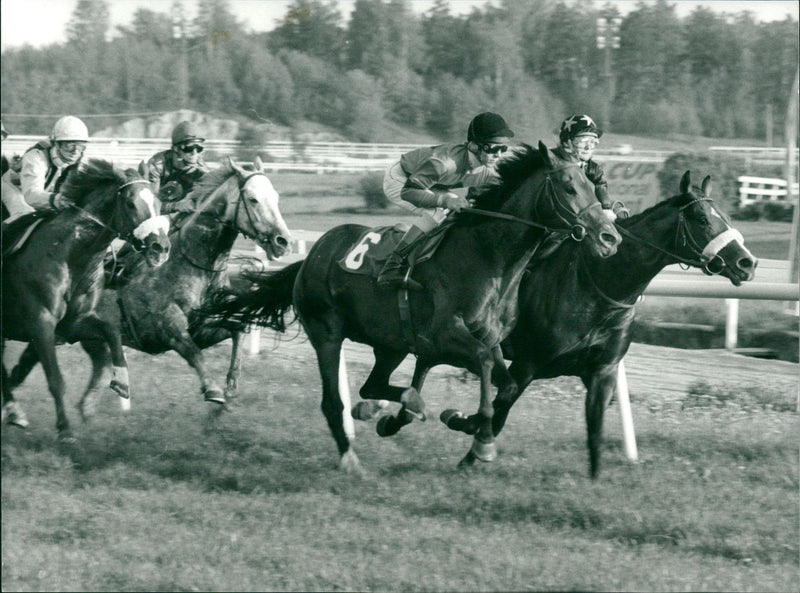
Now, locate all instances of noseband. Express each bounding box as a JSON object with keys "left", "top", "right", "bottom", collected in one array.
[{"left": 617, "top": 197, "right": 742, "bottom": 275}]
